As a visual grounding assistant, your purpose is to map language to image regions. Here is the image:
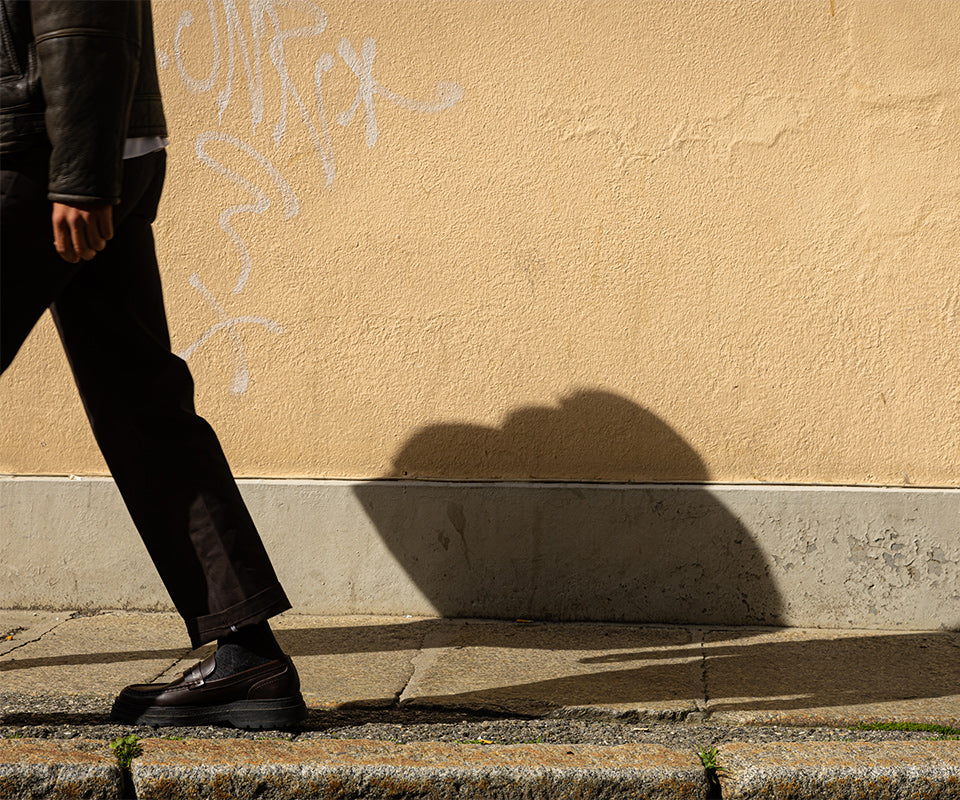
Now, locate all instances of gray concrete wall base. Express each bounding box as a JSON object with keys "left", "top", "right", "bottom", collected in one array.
[{"left": 1, "top": 477, "right": 957, "bottom": 630}]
